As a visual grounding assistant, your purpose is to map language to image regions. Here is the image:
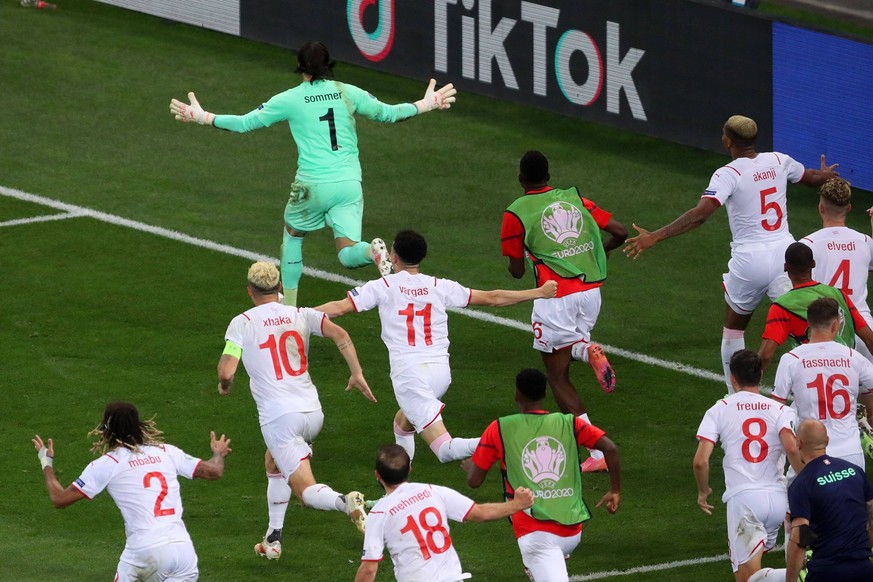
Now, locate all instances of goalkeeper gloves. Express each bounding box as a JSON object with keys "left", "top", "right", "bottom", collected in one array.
[
  {"left": 414, "top": 79, "right": 457, "bottom": 114},
  {"left": 170, "top": 92, "right": 215, "bottom": 125}
]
